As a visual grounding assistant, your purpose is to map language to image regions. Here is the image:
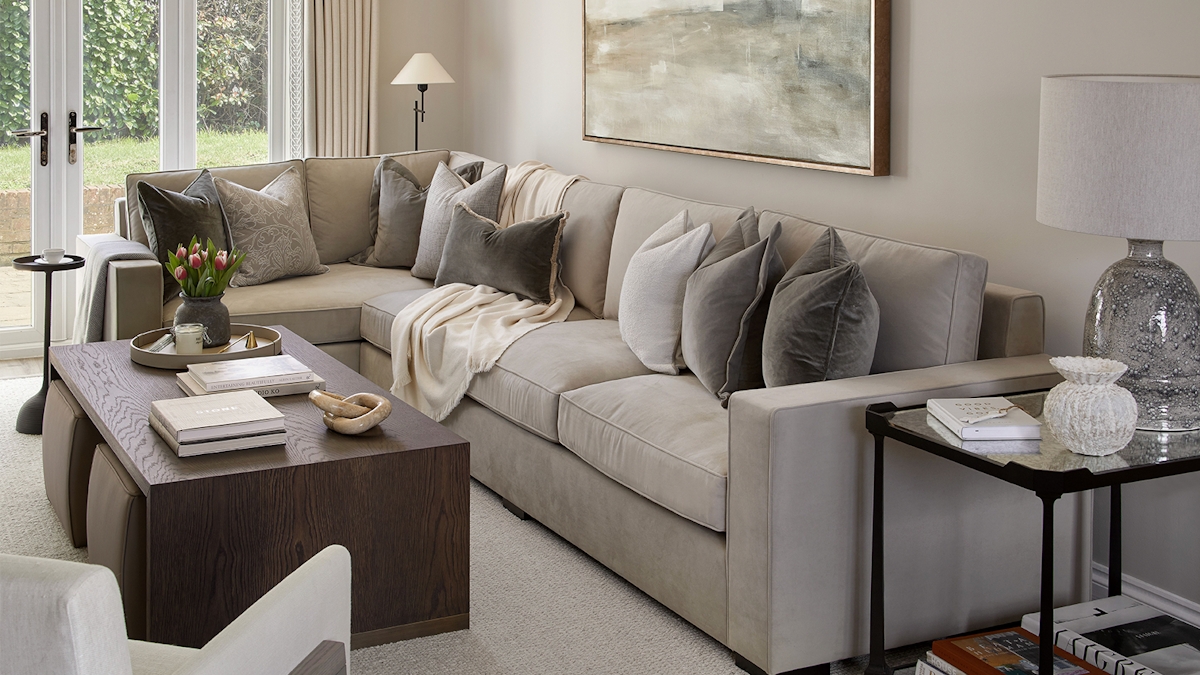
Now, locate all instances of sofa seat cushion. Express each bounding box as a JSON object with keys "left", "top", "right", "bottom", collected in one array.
[
  {"left": 163, "top": 263, "right": 432, "bottom": 345},
  {"left": 360, "top": 288, "right": 438, "bottom": 352},
  {"left": 458, "top": 319, "right": 654, "bottom": 442},
  {"left": 558, "top": 374, "right": 729, "bottom": 532}
]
